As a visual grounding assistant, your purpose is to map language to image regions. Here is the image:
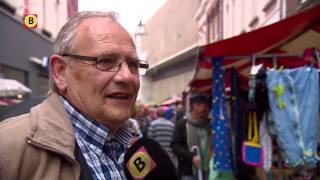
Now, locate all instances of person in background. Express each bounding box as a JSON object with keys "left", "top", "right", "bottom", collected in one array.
[
  {"left": 147, "top": 106, "right": 157, "bottom": 120},
  {"left": 175, "top": 91, "right": 188, "bottom": 123},
  {"left": 171, "top": 92, "right": 212, "bottom": 180},
  {"left": 133, "top": 101, "right": 148, "bottom": 137},
  {"left": 163, "top": 105, "right": 175, "bottom": 122},
  {"left": 0, "top": 11, "right": 148, "bottom": 179},
  {"left": 129, "top": 101, "right": 144, "bottom": 139},
  {"left": 148, "top": 107, "right": 177, "bottom": 167},
  {"left": 141, "top": 106, "right": 154, "bottom": 137}
]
